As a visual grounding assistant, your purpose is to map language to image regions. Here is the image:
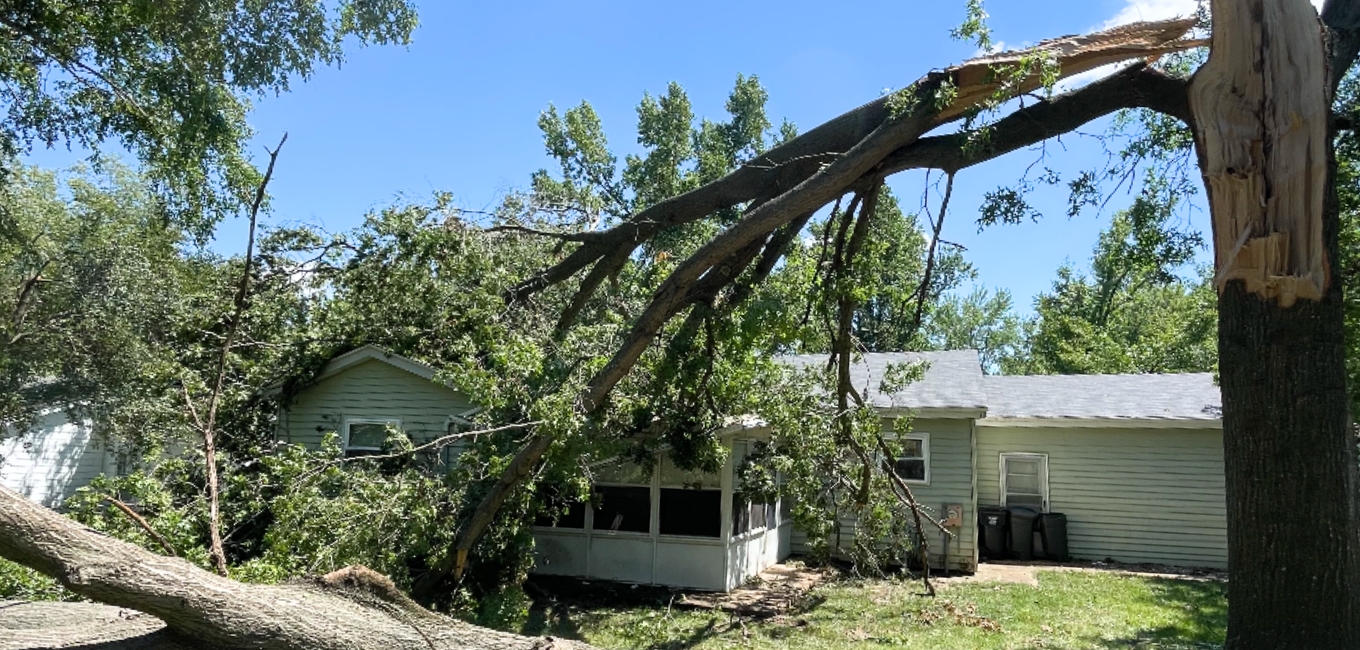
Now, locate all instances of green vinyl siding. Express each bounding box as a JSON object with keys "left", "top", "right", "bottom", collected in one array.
[
  {"left": 977, "top": 424, "right": 1227, "bottom": 568},
  {"left": 279, "top": 358, "right": 475, "bottom": 449},
  {"left": 790, "top": 416, "right": 978, "bottom": 571}
]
